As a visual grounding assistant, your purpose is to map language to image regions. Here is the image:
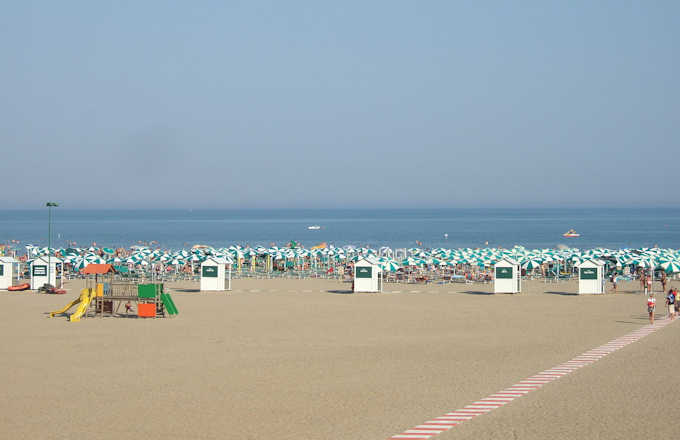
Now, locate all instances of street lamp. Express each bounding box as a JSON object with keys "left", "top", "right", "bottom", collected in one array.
[{"left": 46, "top": 202, "right": 59, "bottom": 287}]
